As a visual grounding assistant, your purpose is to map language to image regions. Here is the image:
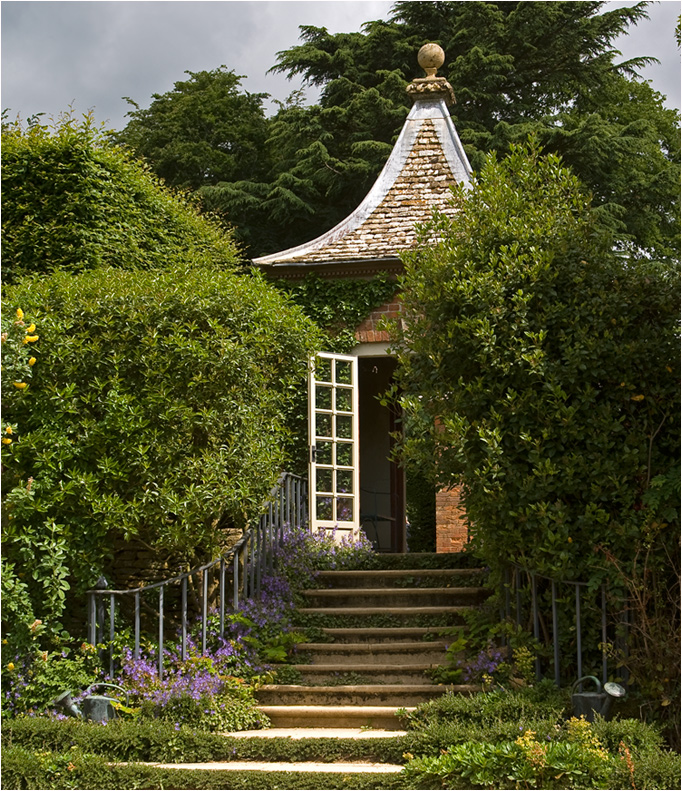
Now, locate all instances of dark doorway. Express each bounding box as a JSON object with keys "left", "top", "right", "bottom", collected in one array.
[{"left": 358, "top": 357, "right": 405, "bottom": 552}]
